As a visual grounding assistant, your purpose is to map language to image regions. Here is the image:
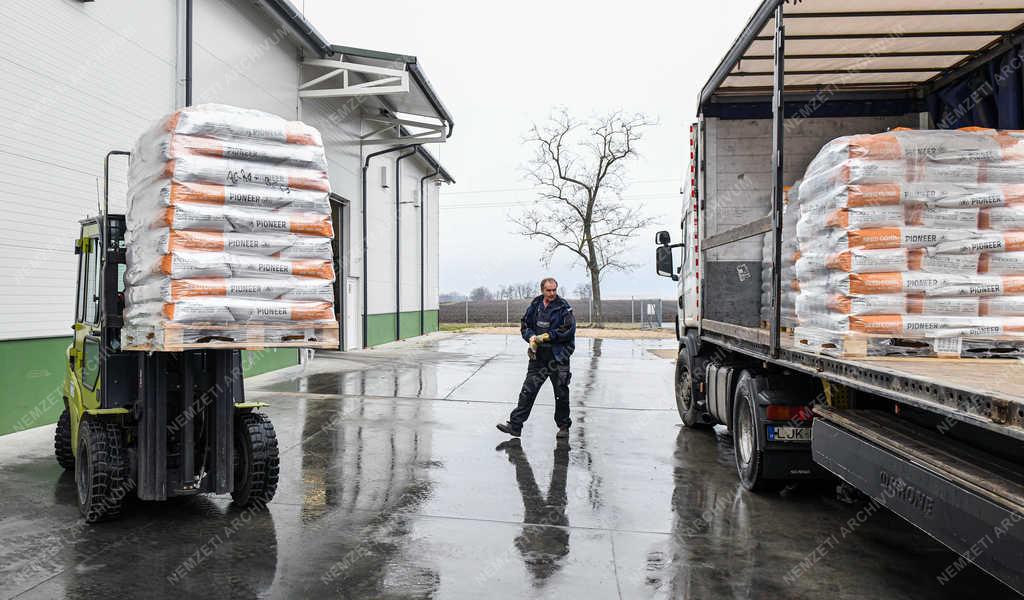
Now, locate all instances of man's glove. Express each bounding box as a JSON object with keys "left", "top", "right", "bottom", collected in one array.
[{"left": 537, "top": 333, "right": 551, "bottom": 344}]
